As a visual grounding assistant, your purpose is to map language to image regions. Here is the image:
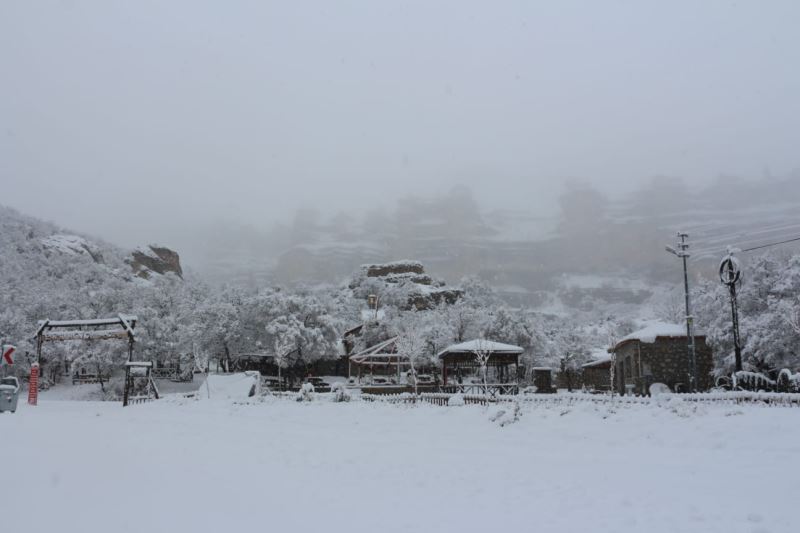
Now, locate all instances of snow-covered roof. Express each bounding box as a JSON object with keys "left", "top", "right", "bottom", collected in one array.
[
  {"left": 581, "top": 348, "right": 613, "bottom": 368},
  {"left": 437, "top": 339, "right": 524, "bottom": 358},
  {"left": 582, "top": 355, "right": 612, "bottom": 368},
  {"left": 613, "top": 321, "right": 704, "bottom": 351}
]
